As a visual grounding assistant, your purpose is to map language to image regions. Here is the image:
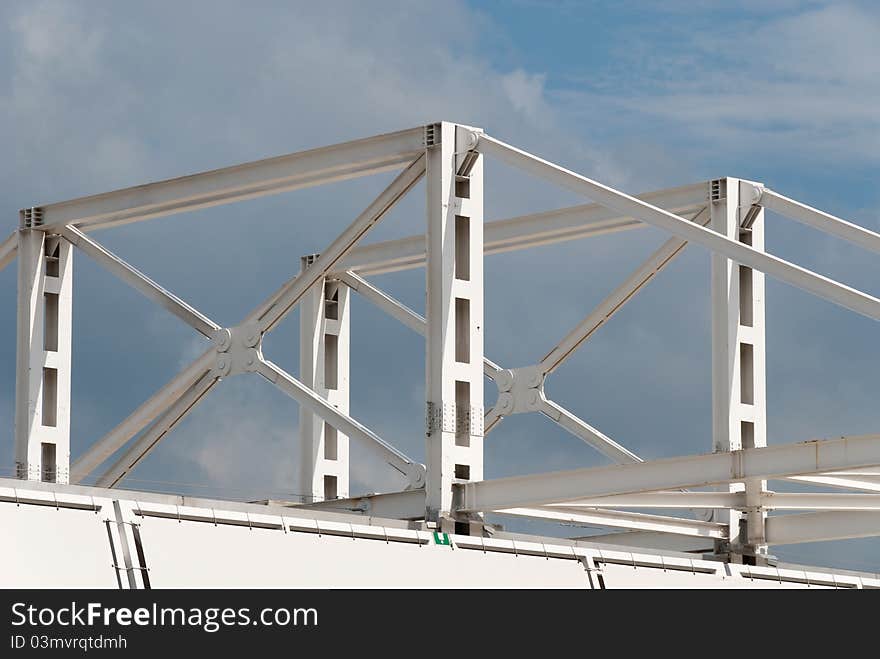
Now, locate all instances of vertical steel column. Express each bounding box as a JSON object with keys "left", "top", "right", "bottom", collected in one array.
[
  {"left": 710, "top": 179, "right": 768, "bottom": 562},
  {"left": 298, "top": 255, "right": 350, "bottom": 503},
  {"left": 15, "top": 222, "right": 73, "bottom": 484},
  {"left": 425, "top": 122, "right": 484, "bottom": 531}
]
